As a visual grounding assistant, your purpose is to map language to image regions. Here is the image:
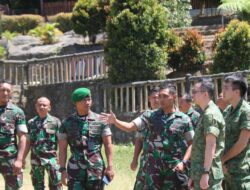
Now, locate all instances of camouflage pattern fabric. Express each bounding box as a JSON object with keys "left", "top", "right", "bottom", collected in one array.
[
  {"left": 0, "top": 102, "right": 27, "bottom": 190},
  {"left": 186, "top": 107, "right": 200, "bottom": 130},
  {"left": 133, "top": 109, "right": 194, "bottom": 190},
  {"left": 191, "top": 101, "right": 225, "bottom": 190},
  {"left": 223, "top": 99, "right": 250, "bottom": 190},
  {"left": 27, "top": 114, "right": 62, "bottom": 190},
  {"left": 58, "top": 111, "right": 111, "bottom": 189}
]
